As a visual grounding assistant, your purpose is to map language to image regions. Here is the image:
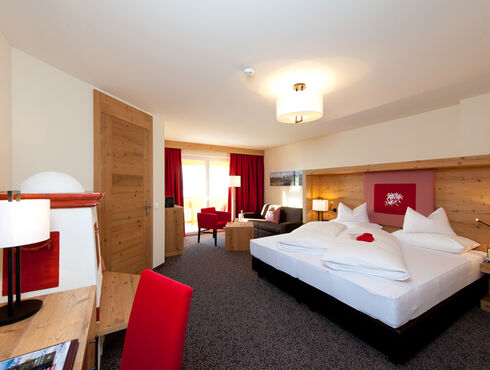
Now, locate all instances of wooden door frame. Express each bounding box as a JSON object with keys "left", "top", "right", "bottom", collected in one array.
[{"left": 94, "top": 90, "right": 153, "bottom": 269}]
